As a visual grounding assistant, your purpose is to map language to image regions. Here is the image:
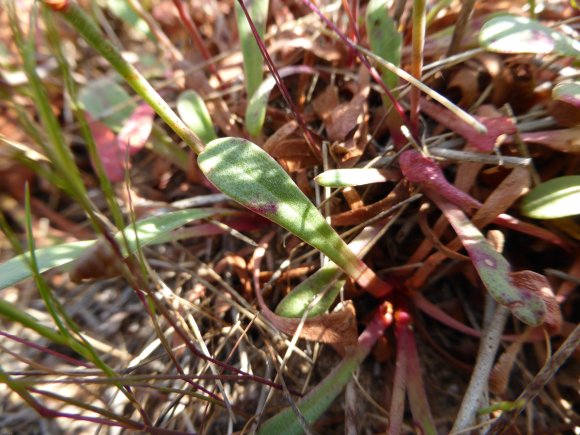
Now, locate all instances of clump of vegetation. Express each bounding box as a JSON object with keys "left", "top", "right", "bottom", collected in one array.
[{"left": 0, "top": 0, "right": 579, "bottom": 433}]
